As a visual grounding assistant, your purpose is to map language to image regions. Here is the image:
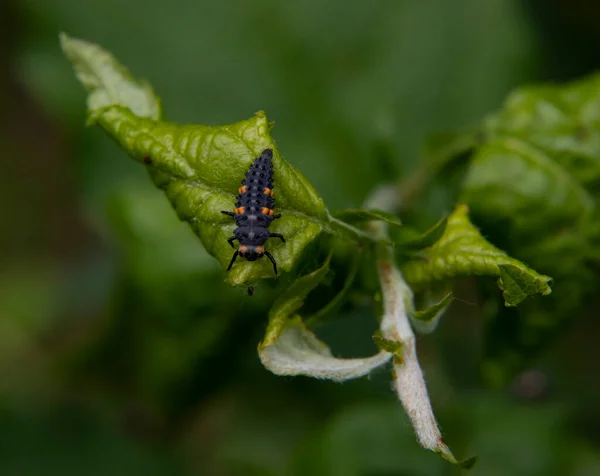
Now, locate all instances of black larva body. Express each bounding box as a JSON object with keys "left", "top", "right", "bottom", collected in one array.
[{"left": 221, "top": 149, "right": 285, "bottom": 274}]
